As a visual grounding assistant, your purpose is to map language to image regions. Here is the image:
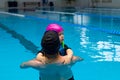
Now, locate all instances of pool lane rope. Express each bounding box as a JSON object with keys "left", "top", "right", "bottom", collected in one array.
[
  {"left": 0, "top": 11, "right": 120, "bottom": 35},
  {"left": 0, "top": 11, "right": 25, "bottom": 17}
]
